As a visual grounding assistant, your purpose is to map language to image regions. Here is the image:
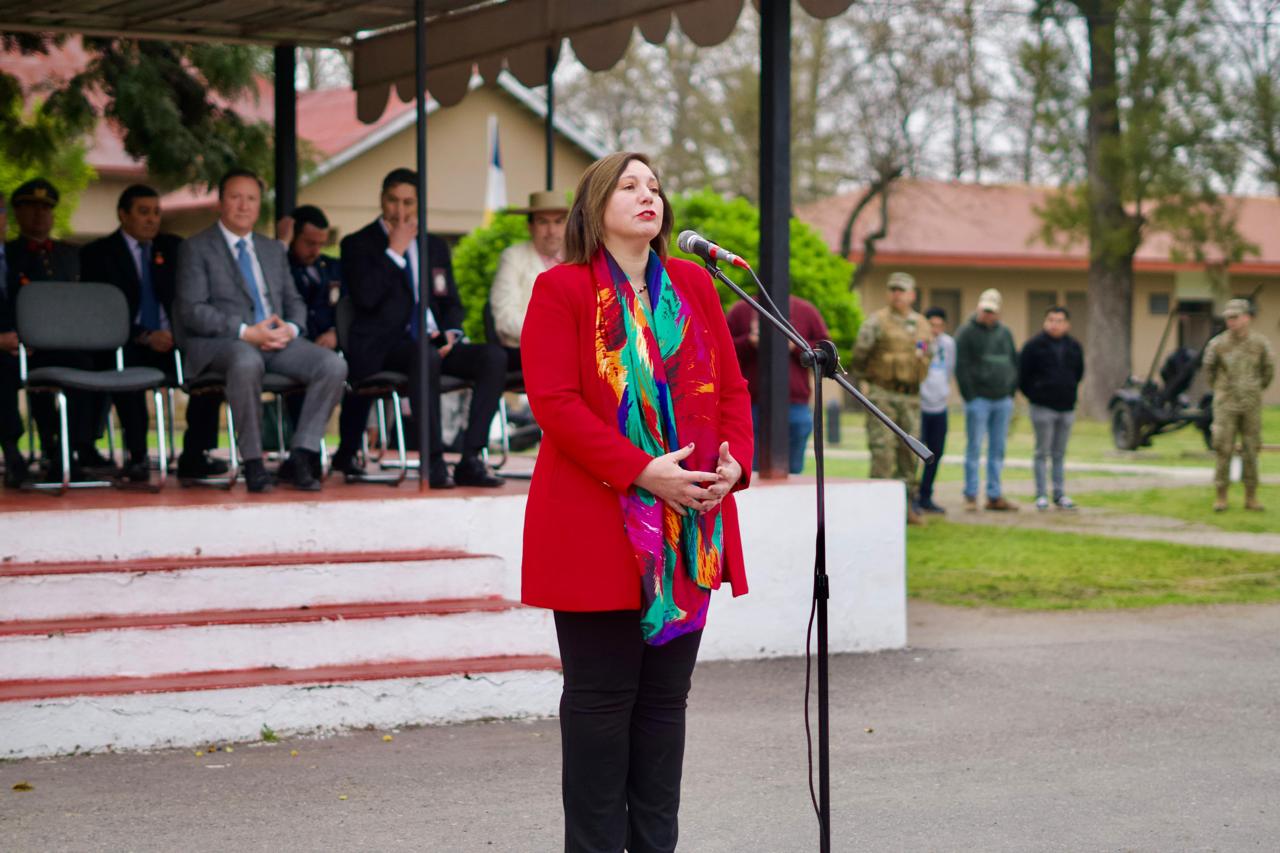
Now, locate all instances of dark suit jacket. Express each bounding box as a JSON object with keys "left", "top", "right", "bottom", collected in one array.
[
  {"left": 174, "top": 224, "right": 307, "bottom": 376},
  {"left": 288, "top": 253, "right": 343, "bottom": 341},
  {"left": 79, "top": 230, "right": 183, "bottom": 341},
  {"left": 339, "top": 220, "right": 464, "bottom": 380},
  {"left": 4, "top": 238, "right": 79, "bottom": 333}
]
